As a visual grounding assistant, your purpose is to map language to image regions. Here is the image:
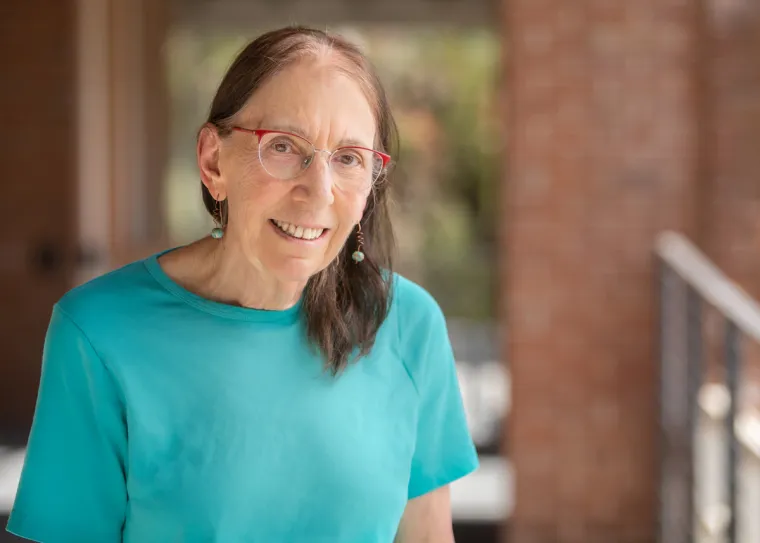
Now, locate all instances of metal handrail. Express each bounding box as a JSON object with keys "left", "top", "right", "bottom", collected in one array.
[
  {"left": 656, "top": 230, "right": 760, "bottom": 543},
  {"left": 656, "top": 231, "right": 760, "bottom": 344}
]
